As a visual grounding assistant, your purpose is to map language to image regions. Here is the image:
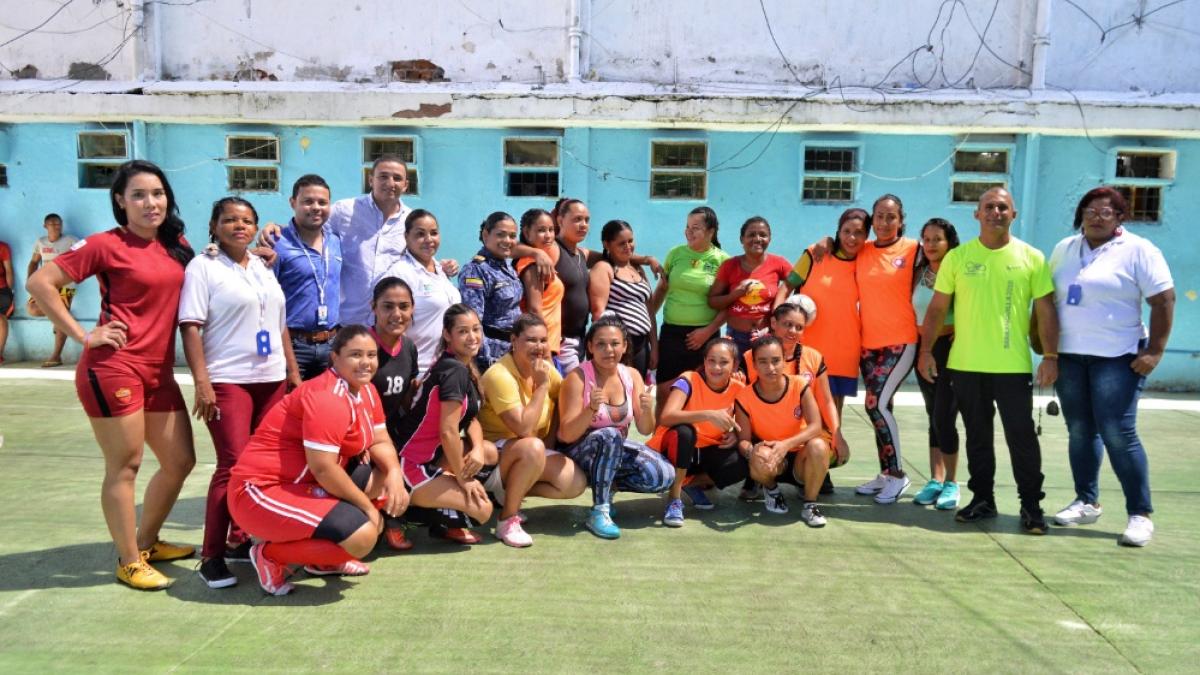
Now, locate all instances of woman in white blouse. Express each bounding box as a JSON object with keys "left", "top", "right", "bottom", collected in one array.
[
  {"left": 180, "top": 197, "right": 299, "bottom": 589},
  {"left": 1048, "top": 186, "right": 1175, "bottom": 547}
]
